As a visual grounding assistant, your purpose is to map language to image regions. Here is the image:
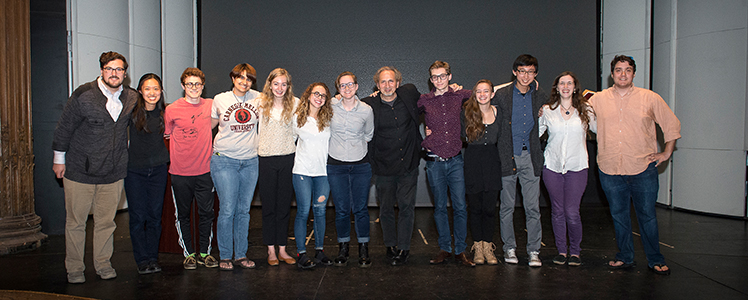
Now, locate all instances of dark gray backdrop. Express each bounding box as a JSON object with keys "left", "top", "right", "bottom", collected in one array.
[{"left": 200, "top": 0, "right": 599, "bottom": 97}]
